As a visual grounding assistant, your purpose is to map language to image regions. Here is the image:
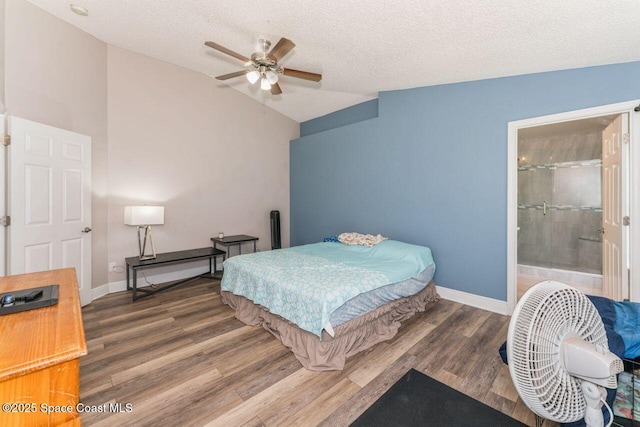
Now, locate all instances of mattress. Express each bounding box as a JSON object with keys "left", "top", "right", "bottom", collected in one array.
[
  {"left": 221, "top": 240, "right": 435, "bottom": 338},
  {"left": 328, "top": 263, "right": 435, "bottom": 329}
]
